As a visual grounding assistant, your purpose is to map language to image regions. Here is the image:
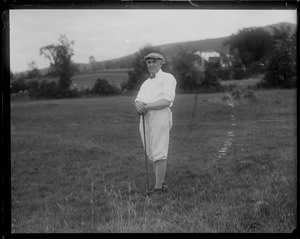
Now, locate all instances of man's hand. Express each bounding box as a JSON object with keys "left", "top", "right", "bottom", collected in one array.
[{"left": 135, "top": 101, "right": 147, "bottom": 115}]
